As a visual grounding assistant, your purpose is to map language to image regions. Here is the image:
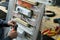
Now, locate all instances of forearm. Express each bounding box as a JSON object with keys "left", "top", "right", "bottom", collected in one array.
[{"left": 0, "top": 19, "right": 9, "bottom": 27}]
